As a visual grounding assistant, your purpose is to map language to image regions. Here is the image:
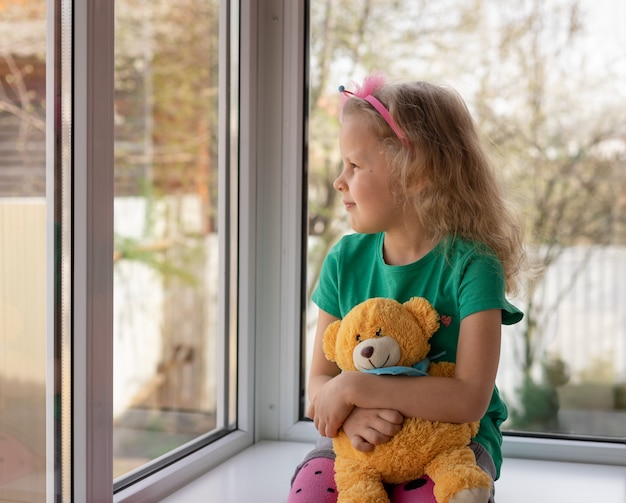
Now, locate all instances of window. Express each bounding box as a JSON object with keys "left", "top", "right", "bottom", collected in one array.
[
  {"left": 112, "top": 0, "right": 239, "bottom": 486},
  {"left": 0, "top": 0, "right": 623, "bottom": 501},
  {"left": 304, "top": 0, "right": 626, "bottom": 456}
]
